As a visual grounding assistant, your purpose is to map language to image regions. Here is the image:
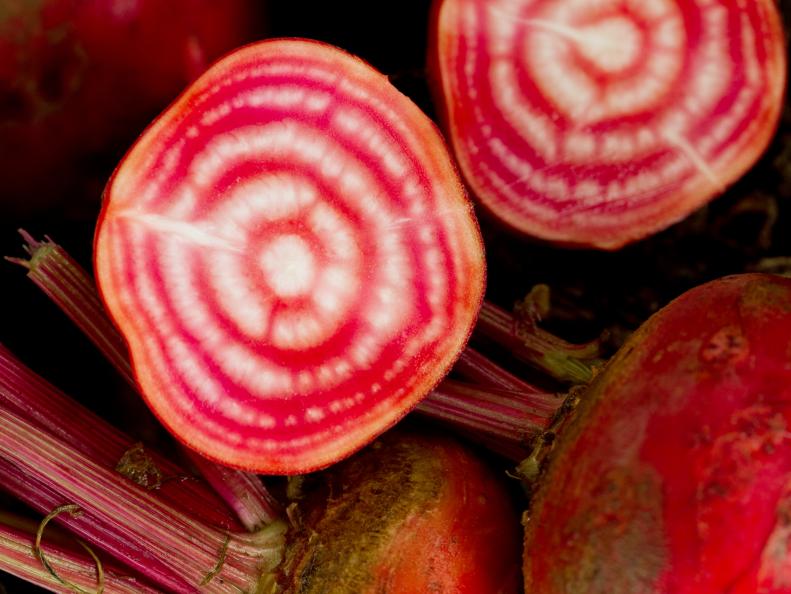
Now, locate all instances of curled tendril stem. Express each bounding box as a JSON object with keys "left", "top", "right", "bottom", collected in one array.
[
  {"left": 201, "top": 533, "right": 231, "bottom": 586},
  {"left": 34, "top": 504, "right": 105, "bottom": 594}
]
